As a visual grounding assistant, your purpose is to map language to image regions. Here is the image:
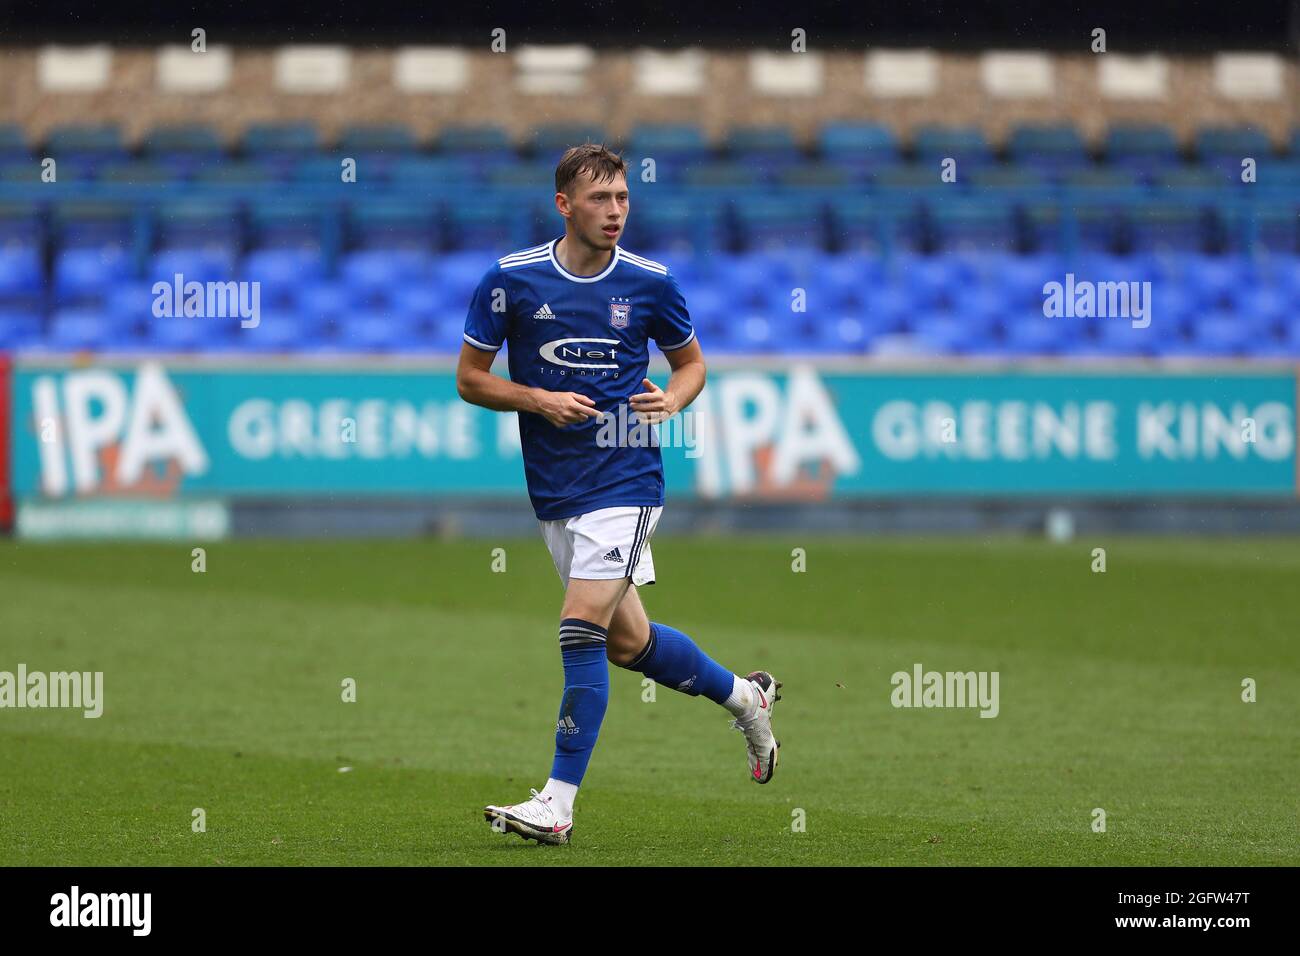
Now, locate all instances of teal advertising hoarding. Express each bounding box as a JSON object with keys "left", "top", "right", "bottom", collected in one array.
[{"left": 8, "top": 360, "right": 1298, "bottom": 501}]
